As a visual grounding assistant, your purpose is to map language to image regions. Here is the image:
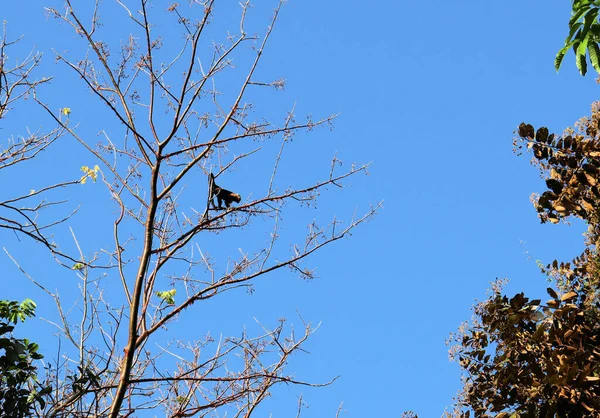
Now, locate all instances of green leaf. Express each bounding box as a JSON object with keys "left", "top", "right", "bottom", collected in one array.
[
  {"left": 573, "top": 0, "right": 594, "bottom": 13},
  {"left": 556, "top": 41, "right": 576, "bottom": 71},
  {"left": 583, "top": 8, "right": 599, "bottom": 36},
  {"left": 567, "top": 22, "right": 584, "bottom": 43},
  {"left": 19, "top": 300, "right": 36, "bottom": 319},
  {"left": 589, "top": 41, "right": 600, "bottom": 71},
  {"left": 570, "top": 4, "right": 592, "bottom": 27},
  {"left": 556, "top": 44, "right": 570, "bottom": 71},
  {"left": 577, "top": 38, "right": 589, "bottom": 74}
]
